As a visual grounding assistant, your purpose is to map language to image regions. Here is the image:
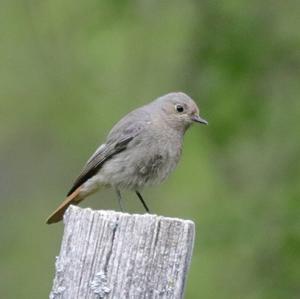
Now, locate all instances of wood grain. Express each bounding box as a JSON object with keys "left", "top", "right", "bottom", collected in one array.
[{"left": 50, "top": 206, "right": 195, "bottom": 299}]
